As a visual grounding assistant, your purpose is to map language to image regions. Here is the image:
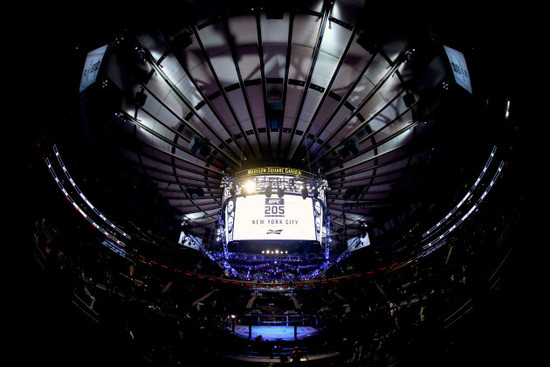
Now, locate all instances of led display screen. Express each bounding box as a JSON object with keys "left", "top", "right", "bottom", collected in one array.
[{"left": 225, "top": 194, "right": 317, "bottom": 242}]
